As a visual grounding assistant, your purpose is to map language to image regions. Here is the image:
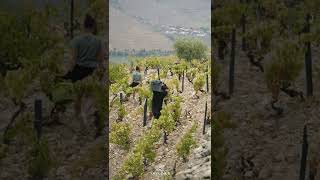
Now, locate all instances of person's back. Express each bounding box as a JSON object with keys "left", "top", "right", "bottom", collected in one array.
[
  {"left": 130, "top": 66, "right": 142, "bottom": 88},
  {"left": 132, "top": 70, "right": 142, "bottom": 83},
  {"left": 63, "top": 14, "right": 104, "bottom": 83},
  {"left": 71, "top": 33, "right": 102, "bottom": 68}
]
